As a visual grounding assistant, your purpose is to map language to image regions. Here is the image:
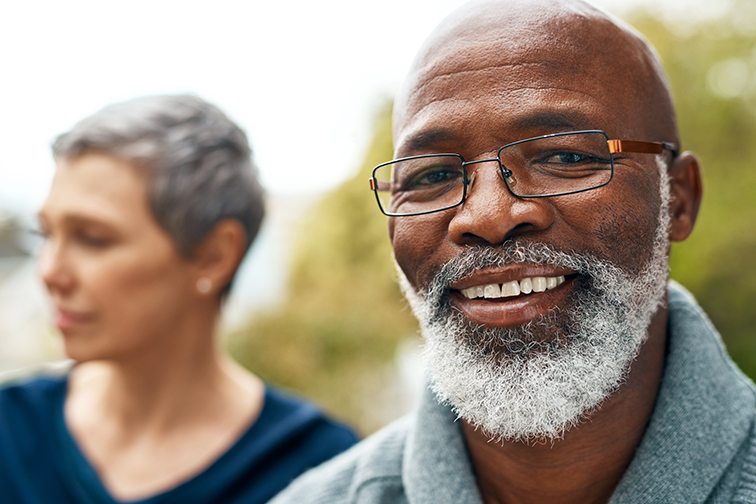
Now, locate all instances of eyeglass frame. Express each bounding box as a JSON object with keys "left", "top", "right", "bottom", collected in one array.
[{"left": 369, "top": 129, "right": 677, "bottom": 217}]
